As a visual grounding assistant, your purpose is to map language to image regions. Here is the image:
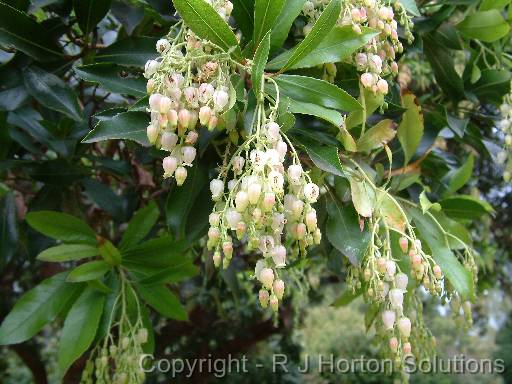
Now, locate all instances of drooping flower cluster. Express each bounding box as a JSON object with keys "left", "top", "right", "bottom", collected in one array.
[
  {"left": 302, "top": 0, "right": 414, "bottom": 95},
  {"left": 144, "top": 2, "right": 235, "bottom": 185},
  {"left": 497, "top": 84, "right": 512, "bottom": 182},
  {"left": 207, "top": 102, "right": 321, "bottom": 312}
]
